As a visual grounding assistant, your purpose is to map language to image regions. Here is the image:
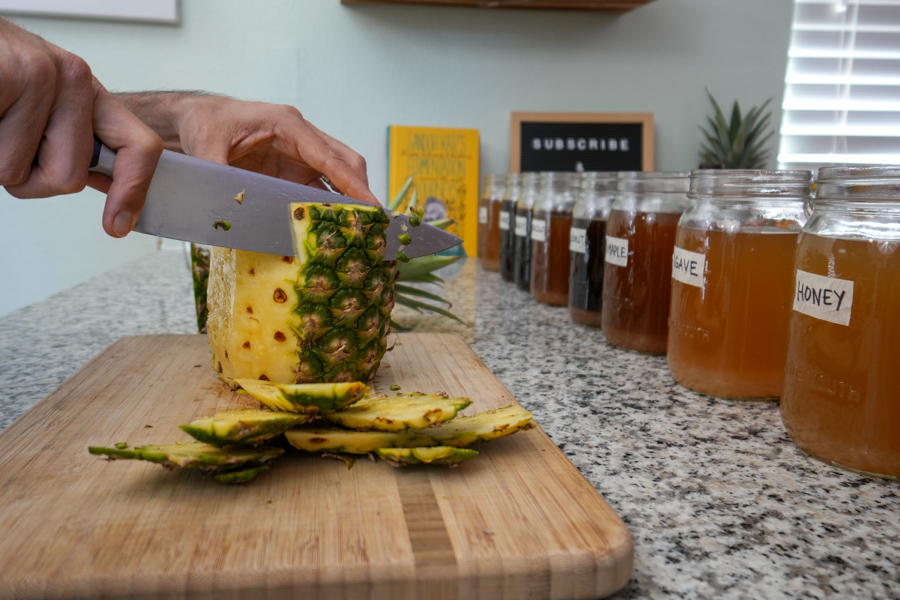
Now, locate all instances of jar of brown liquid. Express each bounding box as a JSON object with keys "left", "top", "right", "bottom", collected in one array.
[
  {"left": 601, "top": 172, "right": 690, "bottom": 353},
  {"left": 569, "top": 172, "right": 618, "bottom": 328},
  {"left": 531, "top": 172, "right": 580, "bottom": 306},
  {"left": 781, "top": 166, "right": 900, "bottom": 480},
  {"left": 499, "top": 173, "right": 522, "bottom": 282},
  {"left": 667, "top": 170, "right": 812, "bottom": 399},
  {"left": 514, "top": 173, "right": 541, "bottom": 293},
  {"left": 478, "top": 174, "right": 505, "bottom": 271}
]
